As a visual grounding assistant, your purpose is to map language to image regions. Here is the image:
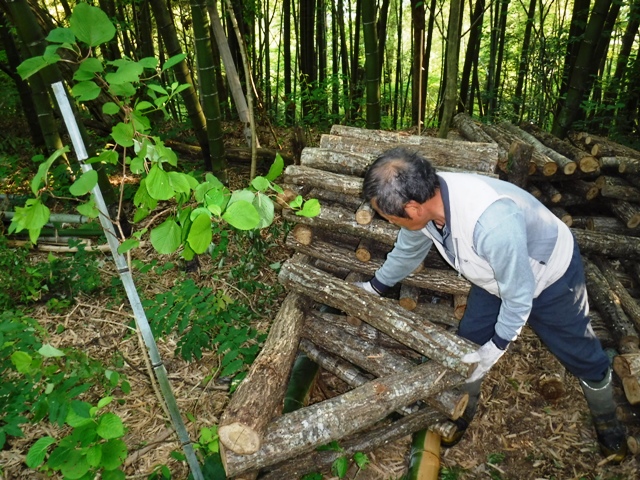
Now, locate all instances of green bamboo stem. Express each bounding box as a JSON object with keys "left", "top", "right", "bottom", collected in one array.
[{"left": 282, "top": 352, "right": 320, "bottom": 414}]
